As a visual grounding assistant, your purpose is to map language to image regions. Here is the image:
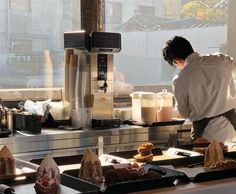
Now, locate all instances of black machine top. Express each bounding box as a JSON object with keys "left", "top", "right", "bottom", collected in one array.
[{"left": 64, "top": 31, "right": 121, "bottom": 53}]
